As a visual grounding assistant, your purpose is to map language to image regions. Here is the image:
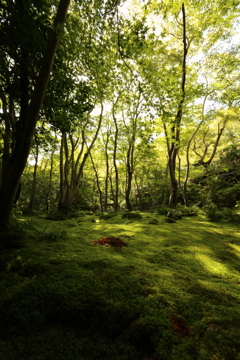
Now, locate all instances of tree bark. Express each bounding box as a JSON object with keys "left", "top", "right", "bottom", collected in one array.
[
  {"left": 58, "top": 104, "right": 103, "bottom": 212},
  {"left": 104, "top": 129, "right": 111, "bottom": 212},
  {"left": 125, "top": 141, "right": 134, "bottom": 211},
  {"left": 168, "top": 3, "right": 188, "bottom": 207},
  {"left": 182, "top": 95, "right": 207, "bottom": 205},
  {"left": 112, "top": 103, "right": 119, "bottom": 211},
  {"left": 28, "top": 143, "right": 39, "bottom": 210},
  {"left": 0, "top": 0, "right": 71, "bottom": 230},
  {"left": 46, "top": 136, "right": 57, "bottom": 211},
  {"left": 89, "top": 152, "right": 104, "bottom": 213}
]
